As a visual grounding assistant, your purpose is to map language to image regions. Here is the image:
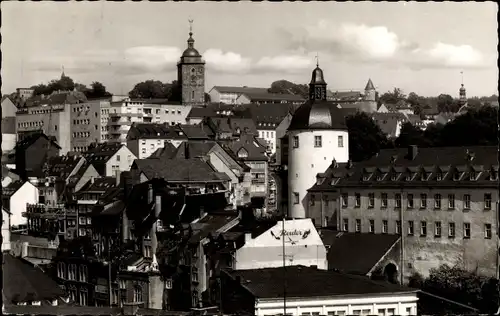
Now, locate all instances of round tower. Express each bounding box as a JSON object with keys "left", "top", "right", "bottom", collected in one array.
[
  {"left": 364, "top": 78, "right": 377, "bottom": 112},
  {"left": 287, "top": 64, "right": 349, "bottom": 219}
]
